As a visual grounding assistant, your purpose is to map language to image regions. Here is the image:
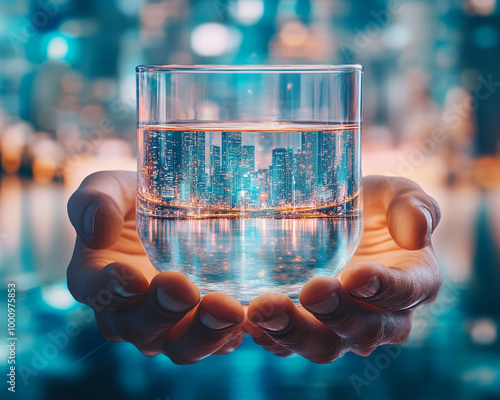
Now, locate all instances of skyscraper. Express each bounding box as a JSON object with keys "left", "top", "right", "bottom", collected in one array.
[
  {"left": 272, "top": 148, "right": 293, "bottom": 206},
  {"left": 210, "top": 145, "right": 225, "bottom": 204},
  {"left": 222, "top": 131, "right": 242, "bottom": 206},
  {"left": 241, "top": 145, "right": 255, "bottom": 175},
  {"left": 144, "top": 130, "right": 176, "bottom": 201},
  {"left": 180, "top": 131, "right": 206, "bottom": 204},
  {"left": 195, "top": 131, "right": 206, "bottom": 199},
  {"left": 301, "top": 131, "right": 321, "bottom": 187},
  {"left": 293, "top": 150, "right": 310, "bottom": 203},
  {"left": 321, "top": 131, "right": 340, "bottom": 203},
  {"left": 239, "top": 145, "right": 255, "bottom": 205}
]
